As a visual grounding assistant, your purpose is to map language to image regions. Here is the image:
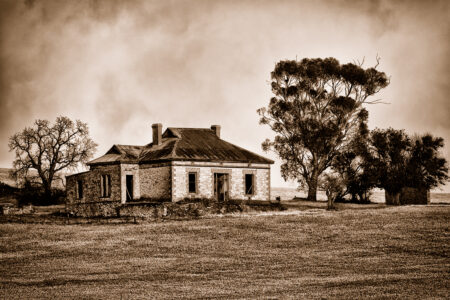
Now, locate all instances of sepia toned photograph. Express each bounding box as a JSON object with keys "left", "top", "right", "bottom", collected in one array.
[{"left": 0, "top": 0, "right": 449, "bottom": 298}]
